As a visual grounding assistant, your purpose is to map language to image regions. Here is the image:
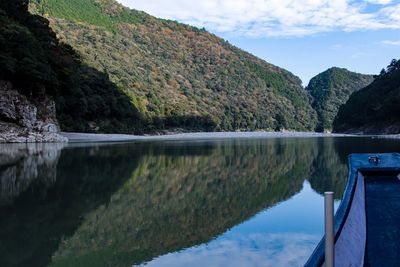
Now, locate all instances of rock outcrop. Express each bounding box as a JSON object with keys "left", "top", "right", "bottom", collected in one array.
[{"left": 0, "top": 81, "right": 68, "bottom": 143}]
